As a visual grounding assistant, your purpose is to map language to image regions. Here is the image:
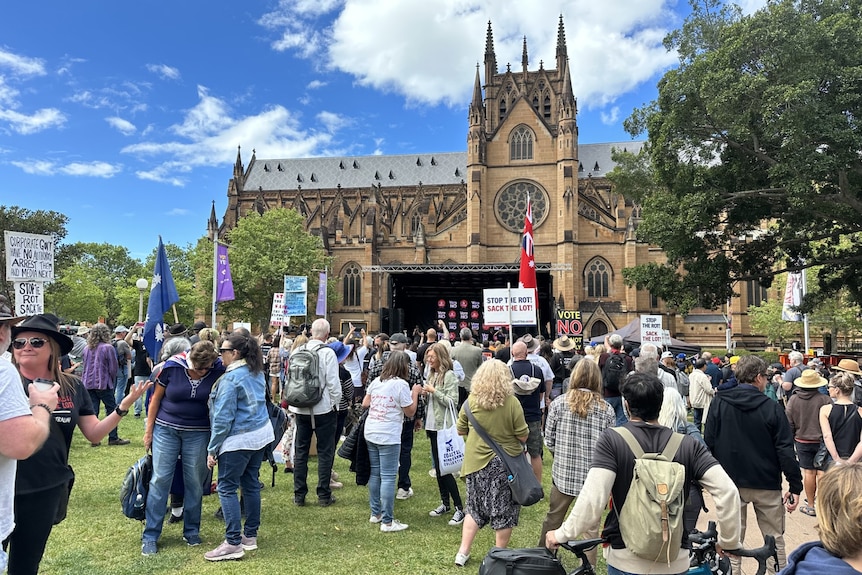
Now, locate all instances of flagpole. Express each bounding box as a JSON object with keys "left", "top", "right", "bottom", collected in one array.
[{"left": 212, "top": 235, "right": 218, "bottom": 327}]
